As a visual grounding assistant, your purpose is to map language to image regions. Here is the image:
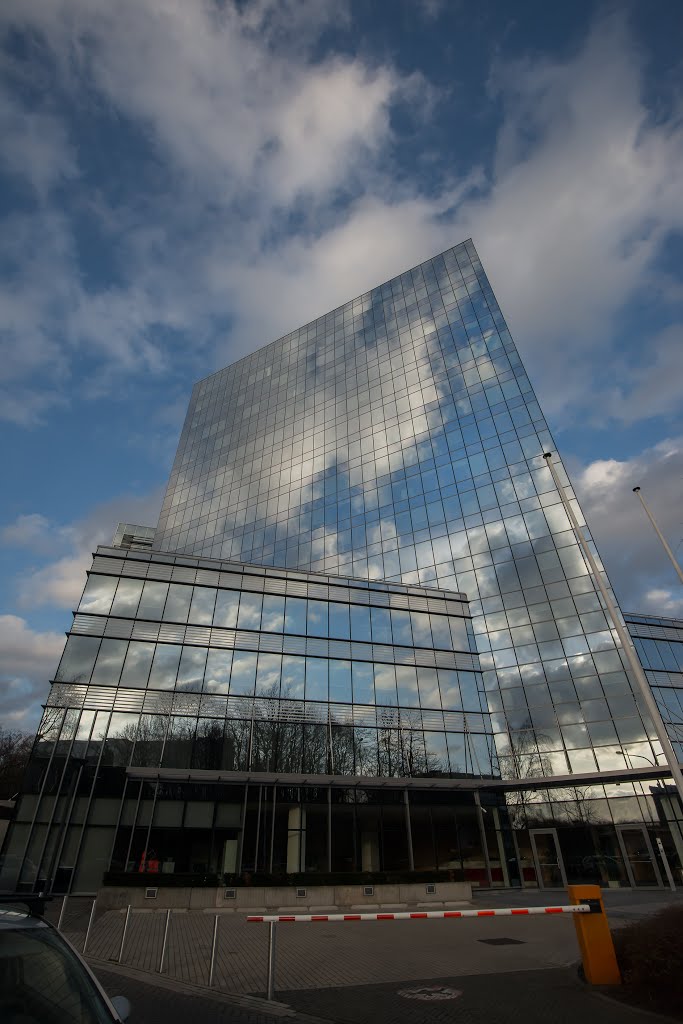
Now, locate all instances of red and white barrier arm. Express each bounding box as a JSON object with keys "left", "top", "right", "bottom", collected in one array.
[{"left": 247, "top": 904, "right": 593, "bottom": 923}]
